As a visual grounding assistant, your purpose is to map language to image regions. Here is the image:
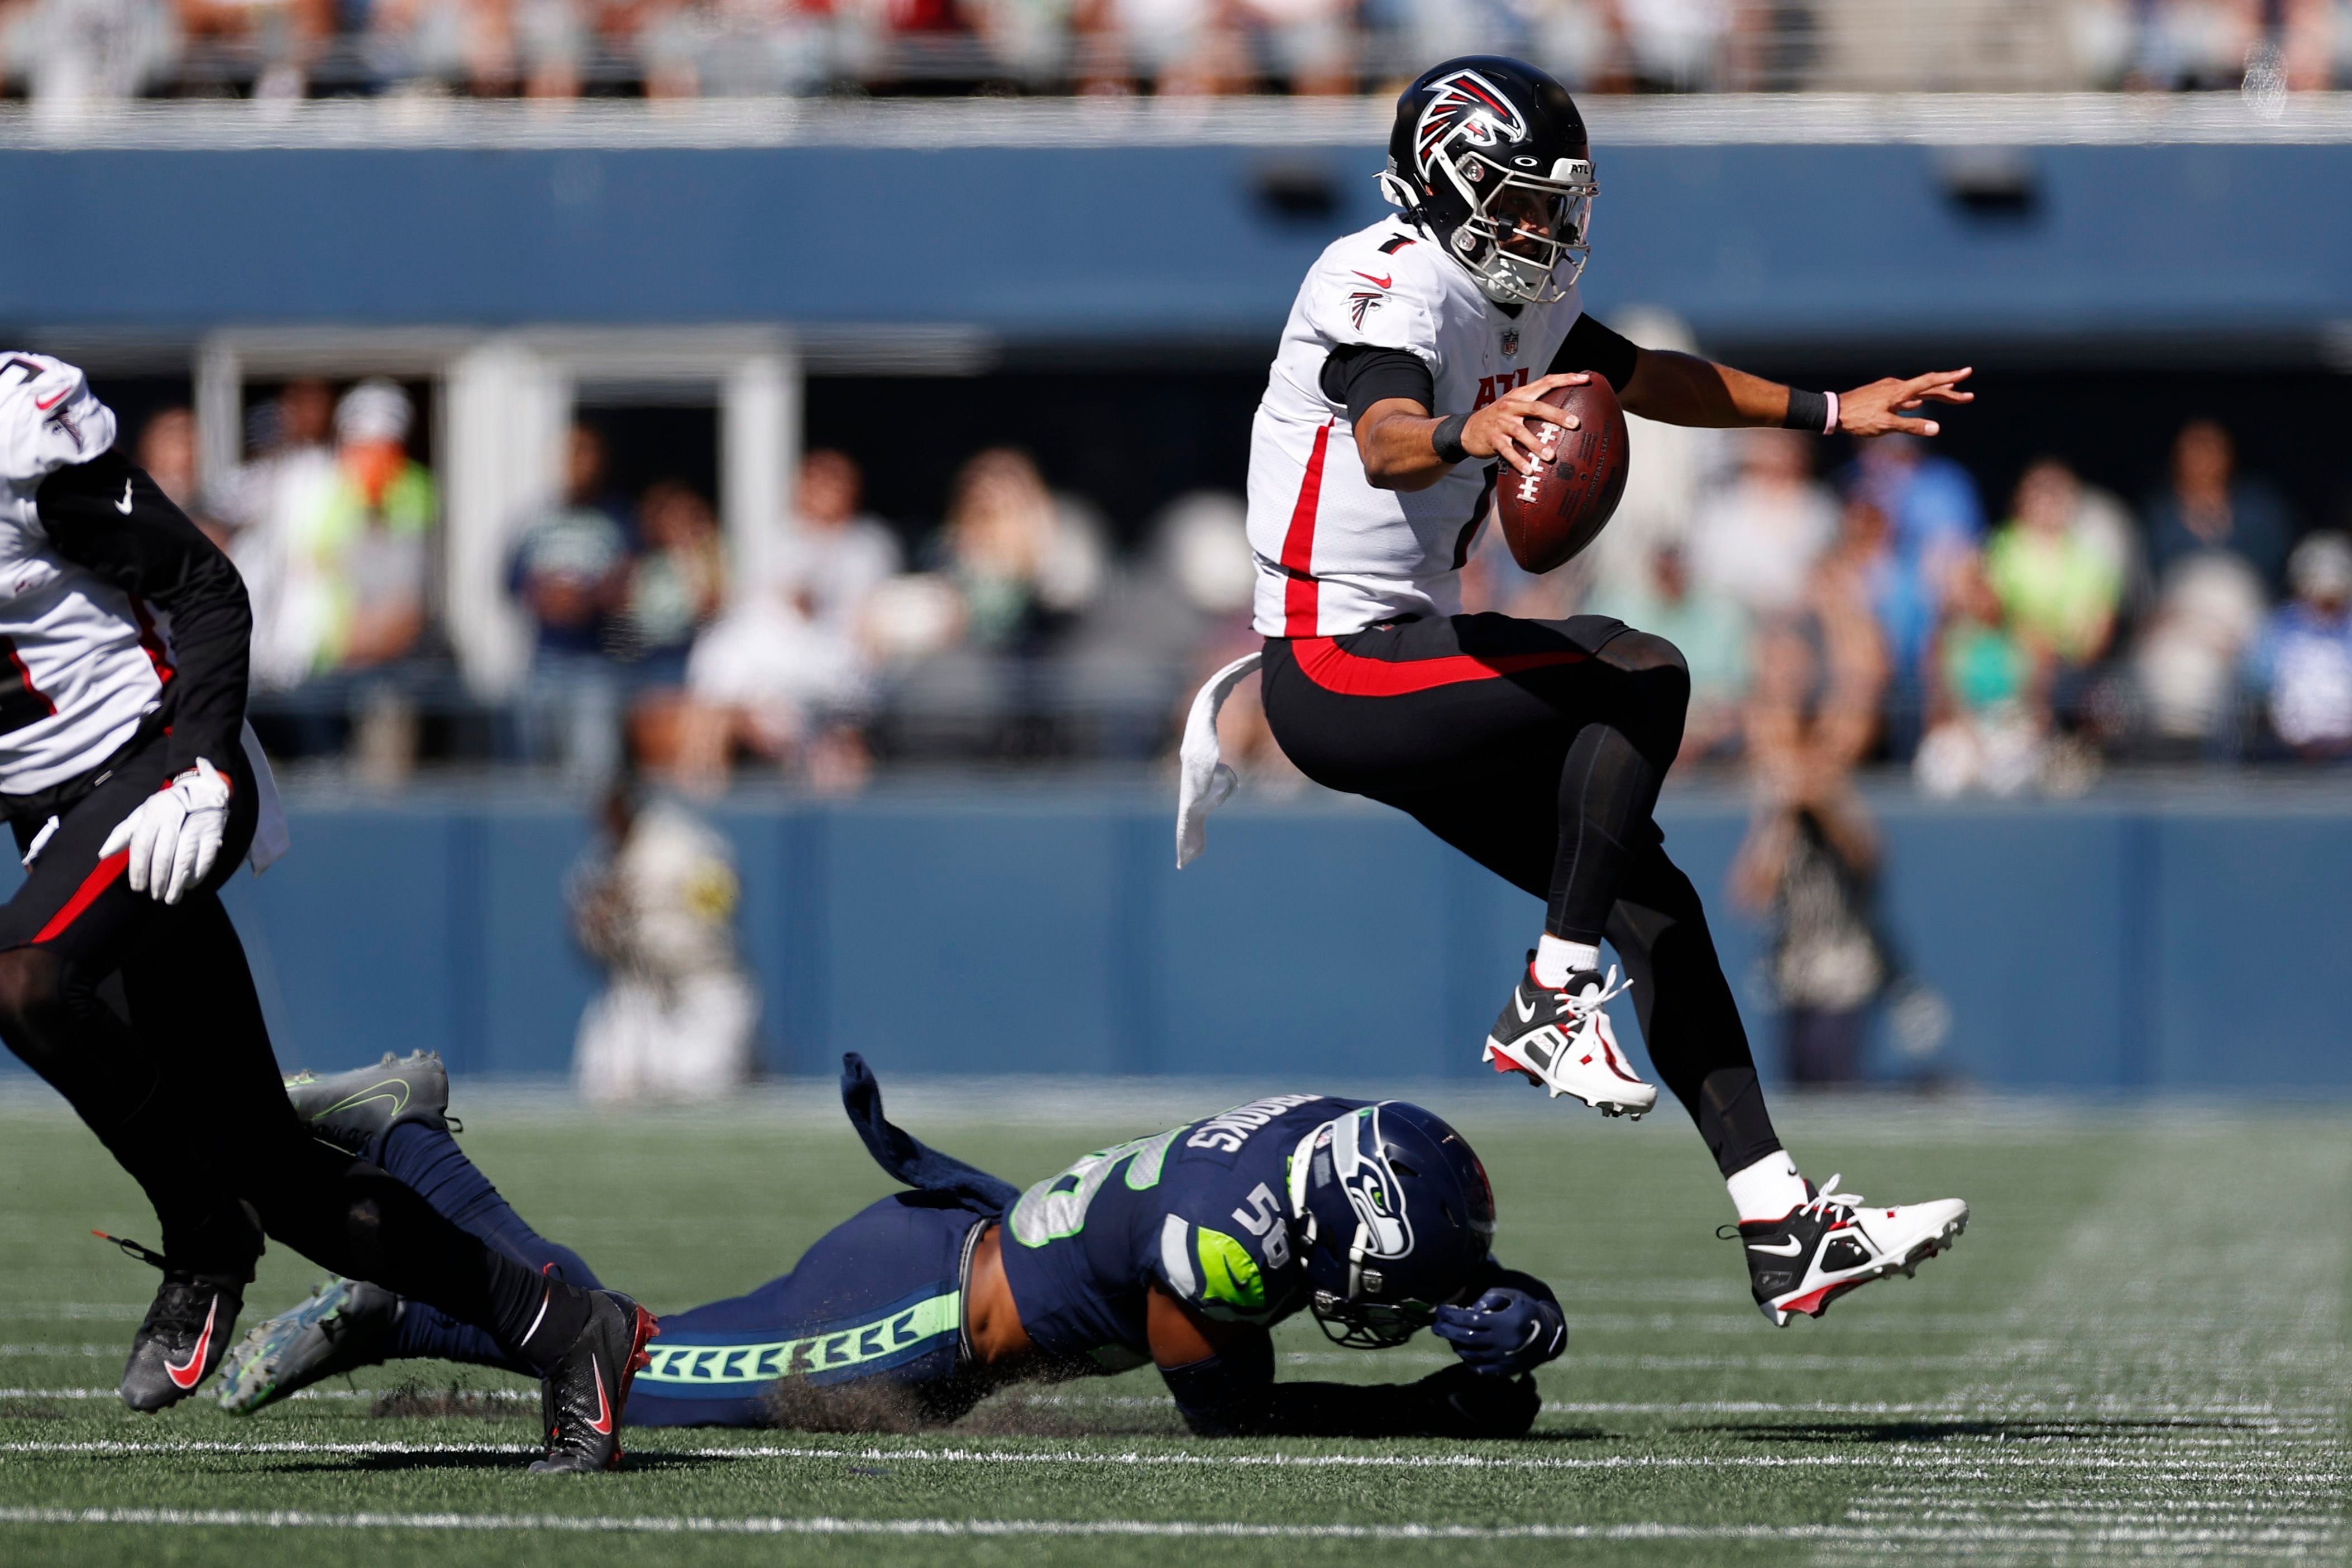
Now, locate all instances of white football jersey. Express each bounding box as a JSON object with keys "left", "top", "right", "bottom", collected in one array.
[
  {"left": 1246, "top": 217, "right": 1586, "bottom": 638},
  {"left": 0, "top": 354, "right": 175, "bottom": 796}
]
